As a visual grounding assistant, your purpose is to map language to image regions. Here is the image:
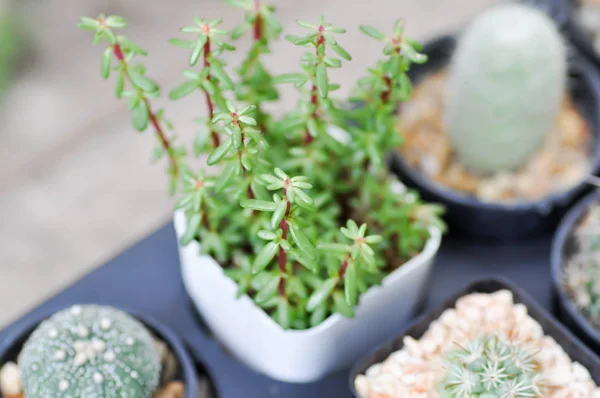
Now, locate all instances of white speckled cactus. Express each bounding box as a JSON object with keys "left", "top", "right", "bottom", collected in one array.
[
  {"left": 445, "top": 3, "right": 566, "bottom": 174},
  {"left": 18, "top": 305, "right": 161, "bottom": 398}
]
